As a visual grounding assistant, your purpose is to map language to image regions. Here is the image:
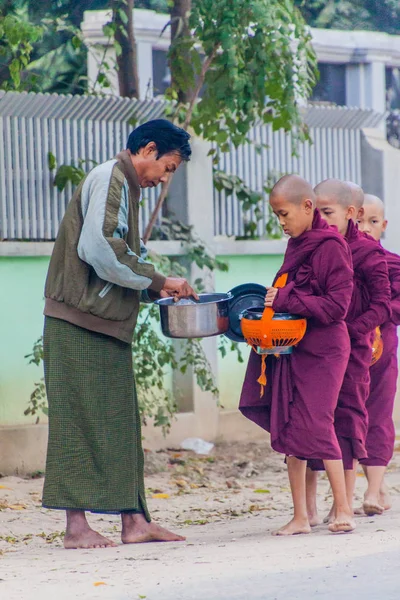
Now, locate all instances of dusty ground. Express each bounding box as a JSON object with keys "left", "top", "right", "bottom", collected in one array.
[{"left": 1, "top": 441, "right": 400, "bottom": 599}]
